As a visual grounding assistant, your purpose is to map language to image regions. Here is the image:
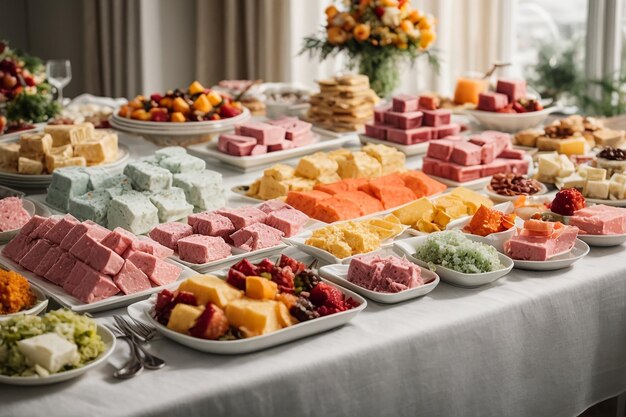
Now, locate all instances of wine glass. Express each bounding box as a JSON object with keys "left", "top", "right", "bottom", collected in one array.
[{"left": 46, "top": 60, "right": 72, "bottom": 103}]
